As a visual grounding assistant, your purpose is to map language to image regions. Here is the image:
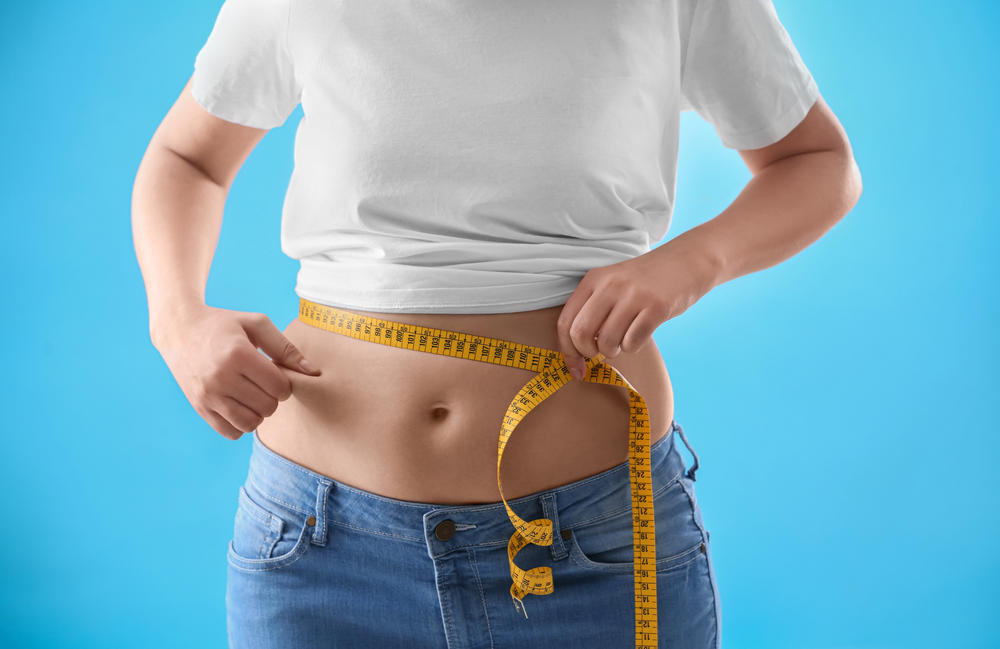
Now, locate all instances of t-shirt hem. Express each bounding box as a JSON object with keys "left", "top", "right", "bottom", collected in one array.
[
  {"left": 294, "top": 288, "right": 575, "bottom": 315},
  {"left": 190, "top": 78, "right": 284, "bottom": 131},
  {"left": 717, "top": 76, "right": 820, "bottom": 151}
]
